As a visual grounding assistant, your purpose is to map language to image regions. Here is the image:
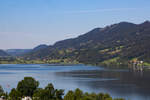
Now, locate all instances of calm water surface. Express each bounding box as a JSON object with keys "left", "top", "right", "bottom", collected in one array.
[{"left": 0, "top": 64, "right": 150, "bottom": 100}]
